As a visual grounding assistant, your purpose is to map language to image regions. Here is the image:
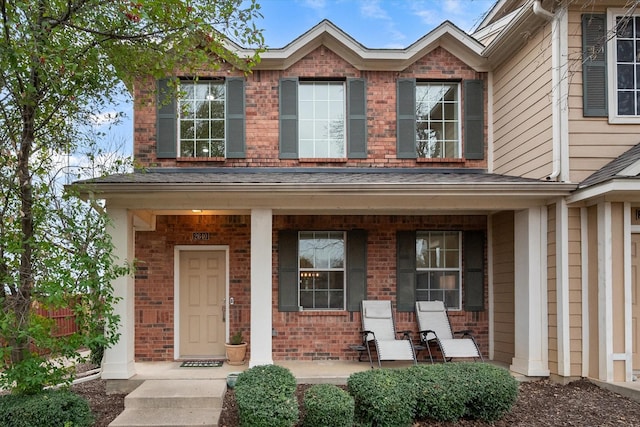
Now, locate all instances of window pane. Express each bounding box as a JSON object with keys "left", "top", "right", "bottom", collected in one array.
[
  {"left": 619, "top": 91, "right": 635, "bottom": 115},
  {"left": 618, "top": 64, "right": 634, "bottom": 89},
  {"left": 178, "top": 81, "right": 226, "bottom": 158},
  {"left": 416, "top": 231, "right": 461, "bottom": 309},
  {"left": 615, "top": 15, "right": 640, "bottom": 118},
  {"left": 298, "top": 82, "right": 345, "bottom": 158},
  {"left": 298, "top": 232, "right": 345, "bottom": 310},
  {"left": 415, "top": 83, "right": 460, "bottom": 159}
]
